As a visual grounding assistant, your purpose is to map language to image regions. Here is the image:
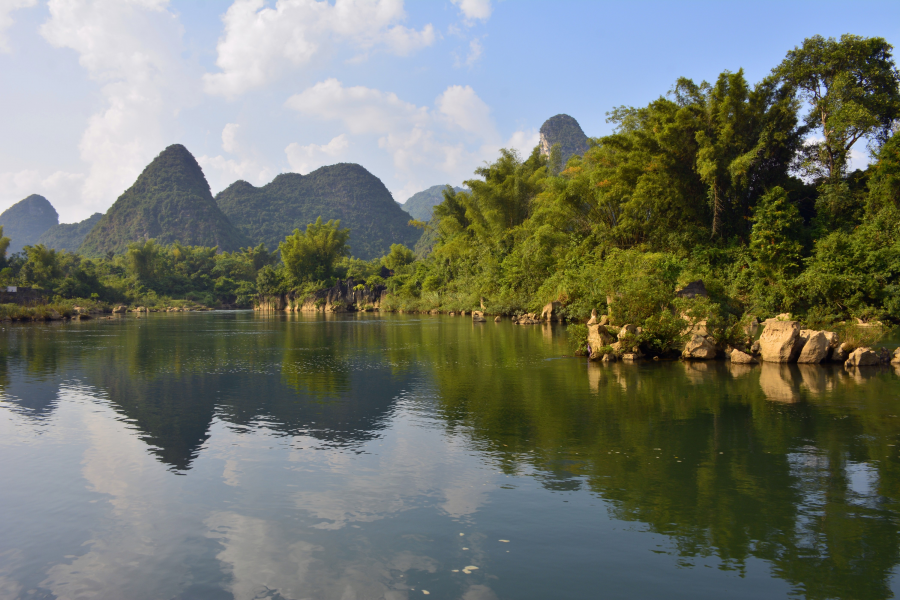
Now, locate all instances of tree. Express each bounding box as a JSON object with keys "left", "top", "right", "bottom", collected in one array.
[
  {"left": 382, "top": 244, "right": 415, "bottom": 271},
  {"left": 0, "top": 226, "right": 9, "bottom": 266},
  {"left": 775, "top": 34, "right": 900, "bottom": 183},
  {"left": 750, "top": 187, "right": 803, "bottom": 276},
  {"left": 279, "top": 217, "right": 350, "bottom": 283},
  {"left": 126, "top": 239, "right": 161, "bottom": 282}
]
